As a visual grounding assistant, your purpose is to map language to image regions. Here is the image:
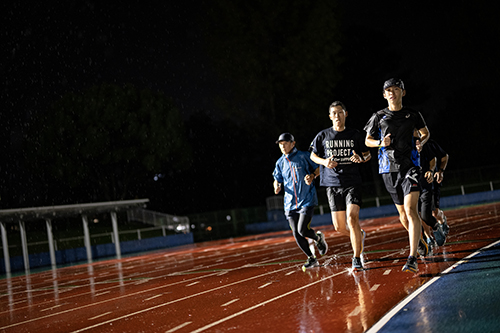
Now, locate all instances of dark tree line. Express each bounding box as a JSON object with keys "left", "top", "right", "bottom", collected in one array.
[{"left": 3, "top": 1, "right": 499, "bottom": 215}]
